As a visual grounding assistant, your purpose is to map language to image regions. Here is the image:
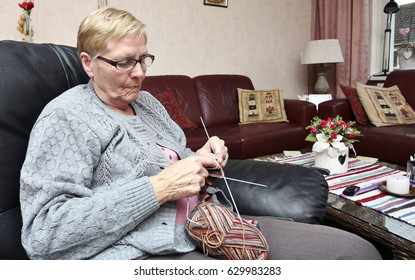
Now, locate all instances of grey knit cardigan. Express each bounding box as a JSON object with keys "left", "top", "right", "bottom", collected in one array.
[{"left": 20, "top": 82, "right": 198, "bottom": 259}]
